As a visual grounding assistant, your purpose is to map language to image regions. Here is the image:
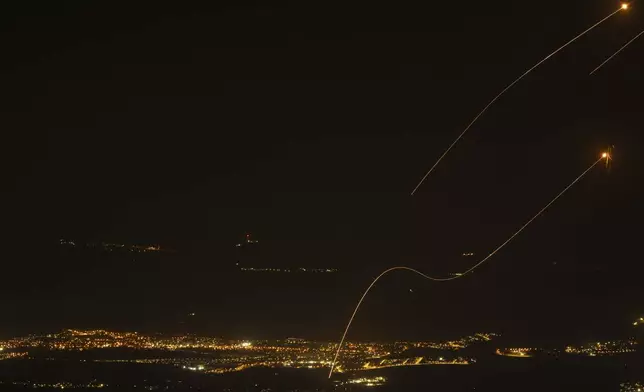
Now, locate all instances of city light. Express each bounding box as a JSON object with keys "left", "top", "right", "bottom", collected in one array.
[
  {"left": 621, "top": 381, "right": 644, "bottom": 392},
  {"left": 1, "top": 328, "right": 638, "bottom": 382},
  {"left": 239, "top": 267, "right": 338, "bottom": 273},
  {"left": 565, "top": 339, "right": 637, "bottom": 356},
  {"left": 0, "top": 381, "right": 106, "bottom": 389},
  {"left": 495, "top": 348, "right": 536, "bottom": 358},
  {"left": 59, "top": 240, "right": 166, "bottom": 253},
  {"left": 0, "top": 329, "right": 499, "bottom": 376},
  {"left": 346, "top": 376, "right": 387, "bottom": 387}
]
